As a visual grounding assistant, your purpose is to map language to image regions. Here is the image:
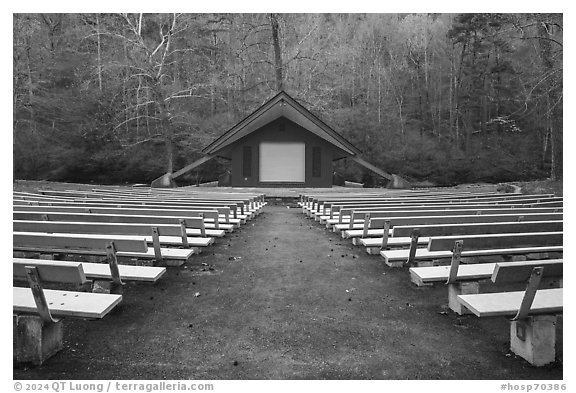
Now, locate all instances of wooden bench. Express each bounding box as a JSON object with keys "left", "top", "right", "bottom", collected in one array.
[
  {"left": 13, "top": 204, "right": 243, "bottom": 228},
  {"left": 34, "top": 189, "right": 266, "bottom": 216},
  {"left": 304, "top": 193, "right": 556, "bottom": 216},
  {"left": 380, "top": 232, "right": 563, "bottom": 267},
  {"left": 409, "top": 258, "right": 563, "bottom": 287},
  {"left": 301, "top": 191, "right": 512, "bottom": 211},
  {"left": 354, "top": 220, "right": 563, "bottom": 253},
  {"left": 13, "top": 262, "right": 122, "bottom": 365},
  {"left": 408, "top": 239, "right": 562, "bottom": 316},
  {"left": 14, "top": 257, "right": 167, "bottom": 286},
  {"left": 319, "top": 202, "right": 537, "bottom": 223},
  {"left": 29, "top": 190, "right": 250, "bottom": 216},
  {"left": 341, "top": 213, "right": 563, "bottom": 239},
  {"left": 457, "top": 264, "right": 563, "bottom": 366},
  {"left": 326, "top": 207, "right": 561, "bottom": 229},
  {"left": 427, "top": 232, "right": 563, "bottom": 252},
  {"left": 13, "top": 220, "right": 215, "bottom": 248},
  {"left": 390, "top": 220, "right": 563, "bottom": 238},
  {"left": 318, "top": 196, "right": 561, "bottom": 220},
  {"left": 332, "top": 210, "right": 562, "bottom": 233},
  {"left": 14, "top": 211, "right": 233, "bottom": 233},
  {"left": 13, "top": 232, "right": 195, "bottom": 266},
  {"left": 14, "top": 202, "right": 244, "bottom": 225},
  {"left": 357, "top": 230, "right": 563, "bottom": 257}
]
